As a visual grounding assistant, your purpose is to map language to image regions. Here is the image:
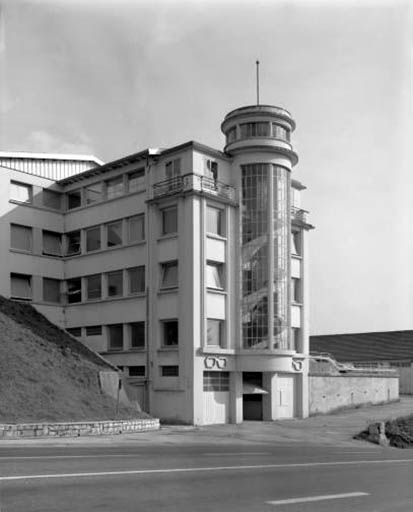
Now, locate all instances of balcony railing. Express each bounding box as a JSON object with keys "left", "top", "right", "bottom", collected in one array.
[
  {"left": 291, "top": 206, "right": 308, "bottom": 222},
  {"left": 152, "top": 173, "right": 235, "bottom": 201}
]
